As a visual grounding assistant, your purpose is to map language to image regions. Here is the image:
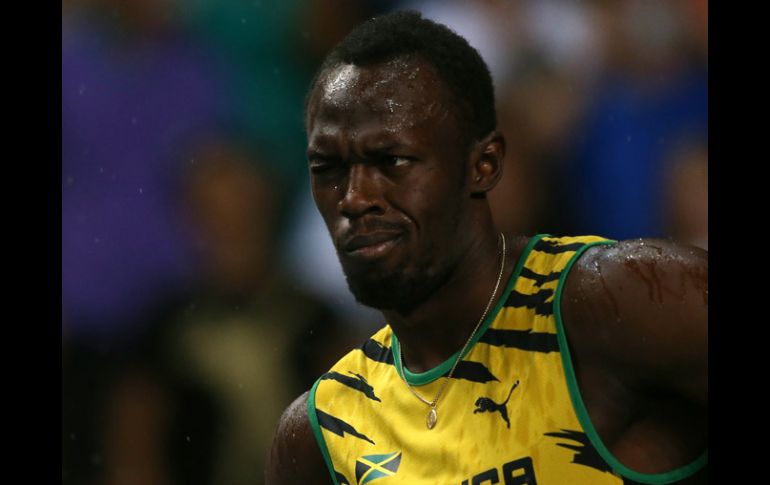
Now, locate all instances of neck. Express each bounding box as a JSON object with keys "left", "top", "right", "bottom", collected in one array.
[{"left": 384, "top": 224, "right": 528, "bottom": 374}]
